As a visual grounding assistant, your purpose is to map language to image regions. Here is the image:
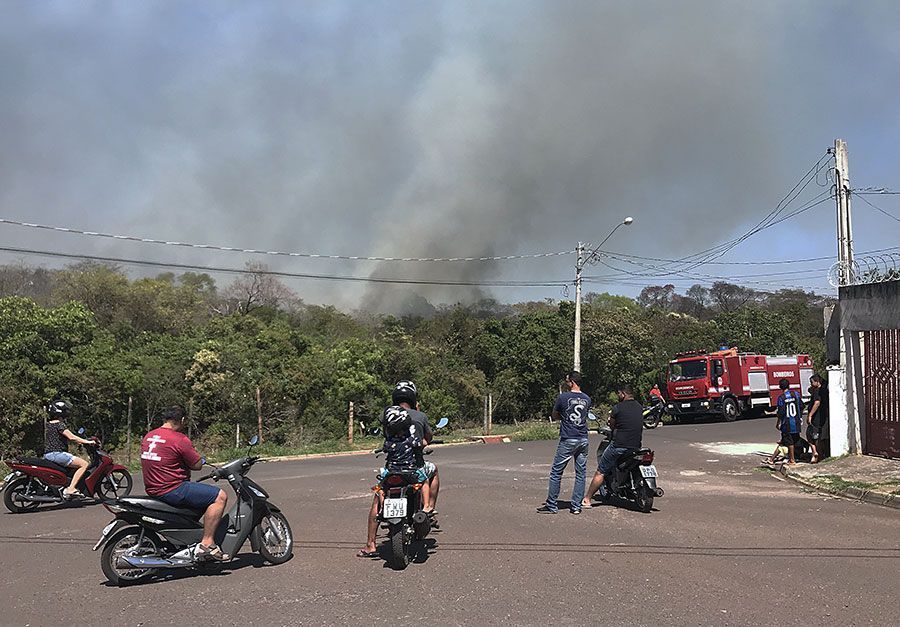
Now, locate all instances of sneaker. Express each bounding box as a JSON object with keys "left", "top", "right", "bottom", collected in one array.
[
  {"left": 535, "top": 505, "right": 558, "bottom": 514},
  {"left": 570, "top": 509, "right": 581, "bottom": 515}
]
